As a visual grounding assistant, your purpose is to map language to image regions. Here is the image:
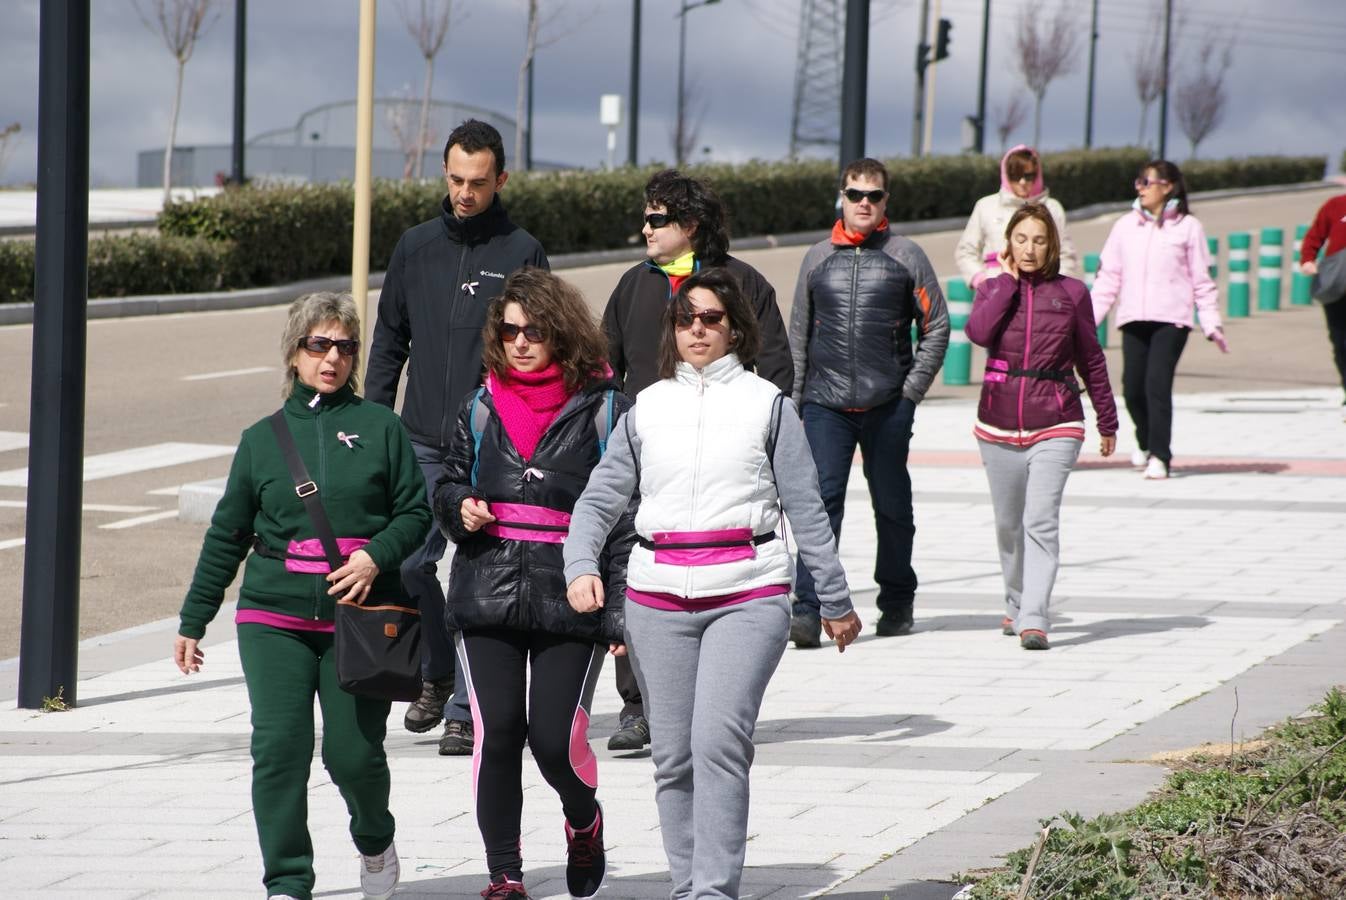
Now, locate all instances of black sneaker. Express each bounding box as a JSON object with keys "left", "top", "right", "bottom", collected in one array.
[
  {"left": 404, "top": 675, "right": 455, "bottom": 734},
  {"left": 607, "top": 714, "right": 650, "bottom": 751},
  {"left": 874, "top": 612, "right": 914, "bottom": 637},
  {"left": 438, "top": 717, "right": 474, "bottom": 756},
  {"left": 481, "top": 874, "right": 530, "bottom": 899},
  {"left": 564, "top": 802, "right": 606, "bottom": 899},
  {"left": 789, "top": 612, "right": 822, "bottom": 649}
]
